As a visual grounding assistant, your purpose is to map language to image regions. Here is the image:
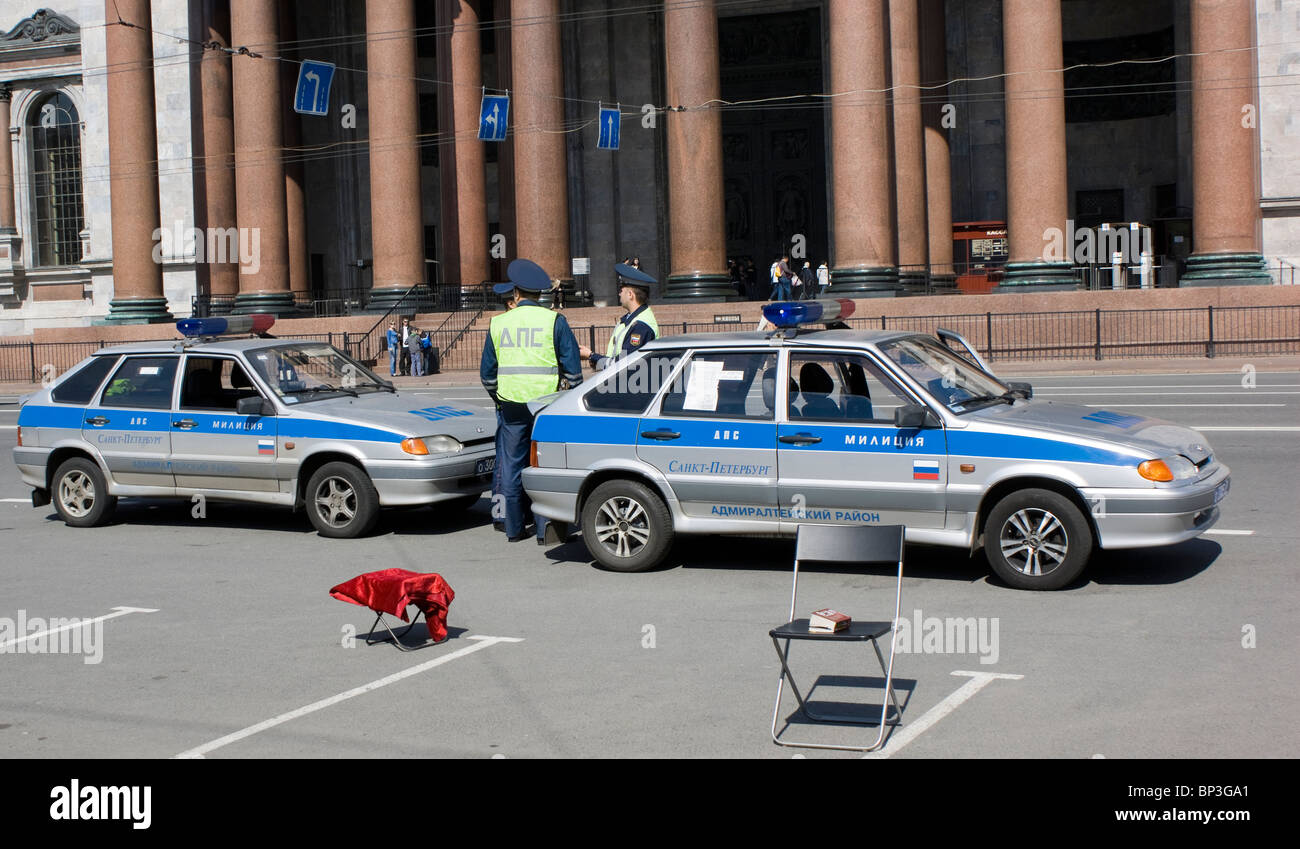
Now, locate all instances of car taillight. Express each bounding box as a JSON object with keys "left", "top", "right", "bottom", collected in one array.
[
  {"left": 530, "top": 441, "right": 539, "bottom": 468},
  {"left": 15, "top": 426, "right": 21, "bottom": 447}
]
